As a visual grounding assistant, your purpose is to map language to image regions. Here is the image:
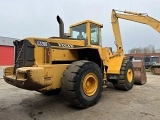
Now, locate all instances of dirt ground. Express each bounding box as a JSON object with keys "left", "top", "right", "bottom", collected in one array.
[{"left": 0, "top": 72, "right": 160, "bottom": 120}]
